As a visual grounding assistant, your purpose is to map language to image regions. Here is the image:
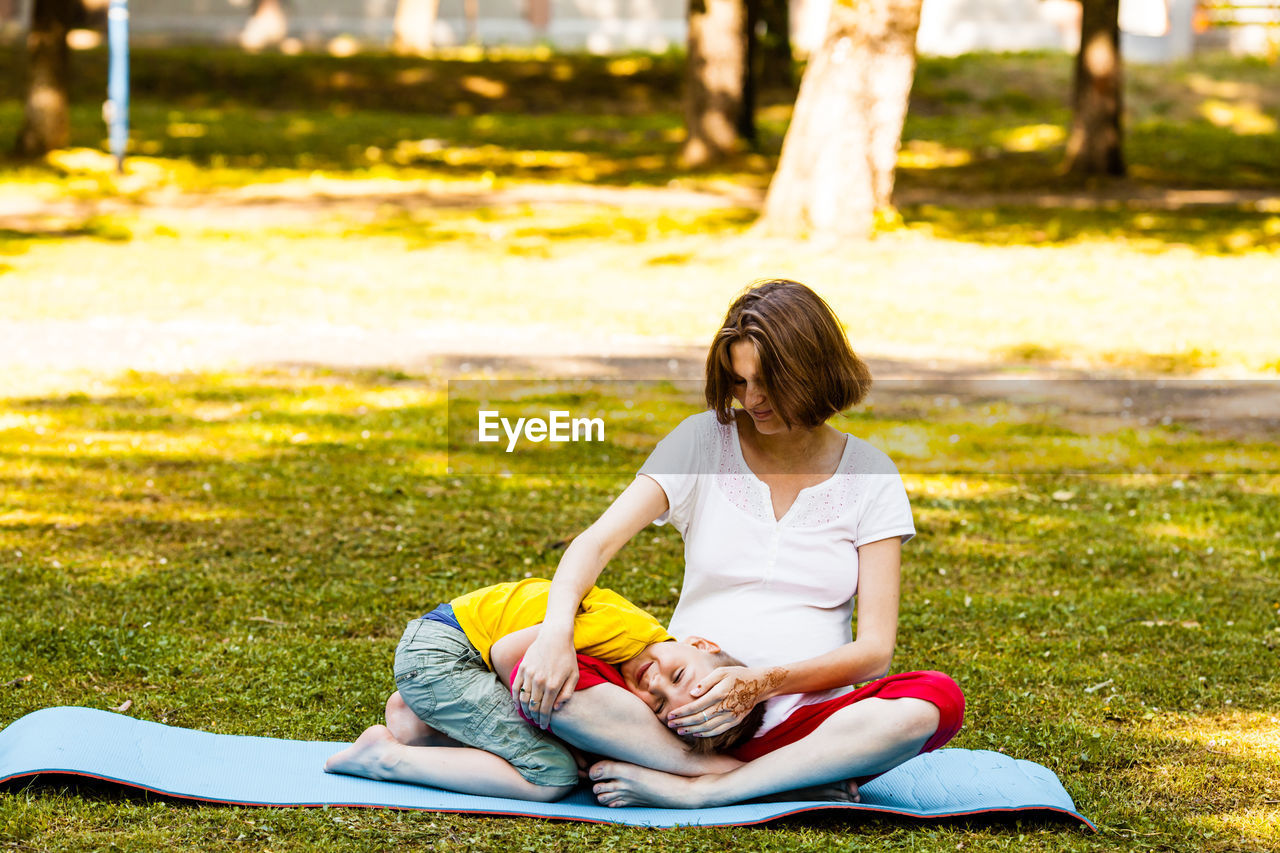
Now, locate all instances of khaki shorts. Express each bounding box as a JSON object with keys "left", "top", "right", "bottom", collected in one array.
[{"left": 393, "top": 617, "right": 579, "bottom": 788}]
